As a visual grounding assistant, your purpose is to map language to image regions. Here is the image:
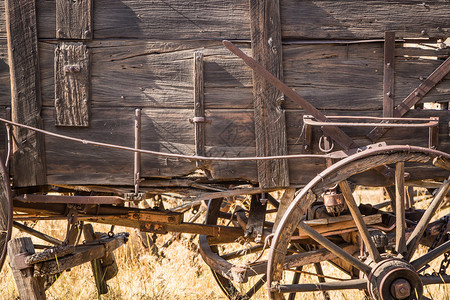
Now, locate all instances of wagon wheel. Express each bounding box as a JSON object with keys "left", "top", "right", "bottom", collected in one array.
[
  {"left": 267, "top": 146, "right": 450, "bottom": 300},
  {"left": 0, "top": 155, "right": 12, "bottom": 272},
  {"left": 199, "top": 194, "right": 271, "bottom": 299},
  {"left": 199, "top": 192, "right": 329, "bottom": 299}
]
